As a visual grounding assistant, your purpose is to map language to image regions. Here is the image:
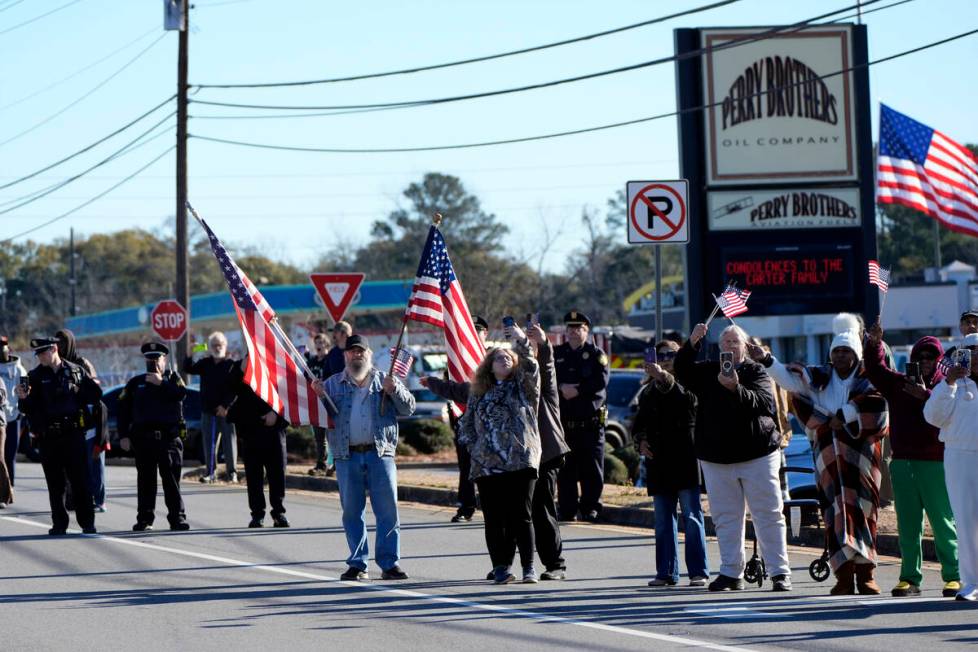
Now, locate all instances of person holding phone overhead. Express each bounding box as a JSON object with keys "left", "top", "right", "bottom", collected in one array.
[
  {"left": 924, "top": 333, "right": 978, "bottom": 602},
  {"left": 863, "top": 323, "right": 959, "bottom": 599},
  {"left": 751, "top": 313, "right": 887, "bottom": 595},
  {"left": 675, "top": 323, "right": 791, "bottom": 593}
]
